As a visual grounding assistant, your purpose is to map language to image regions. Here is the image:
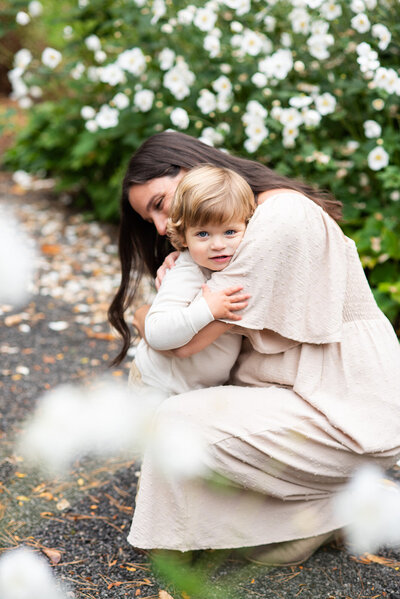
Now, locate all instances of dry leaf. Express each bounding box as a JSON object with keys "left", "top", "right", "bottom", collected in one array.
[
  {"left": 42, "top": 547, "right": 62, "bottom": 564},
  {"left": 56, "top": 498, "right": 71, "bottom": 511},
  {"left": 350, "top": 553, "right": 400, "bottom": 569},
  {"left": 159, "top": 591, "right": 175, "bottom": 599},
  {"left": 41, "top": 244, "right": 61, "bottom": 255}
]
